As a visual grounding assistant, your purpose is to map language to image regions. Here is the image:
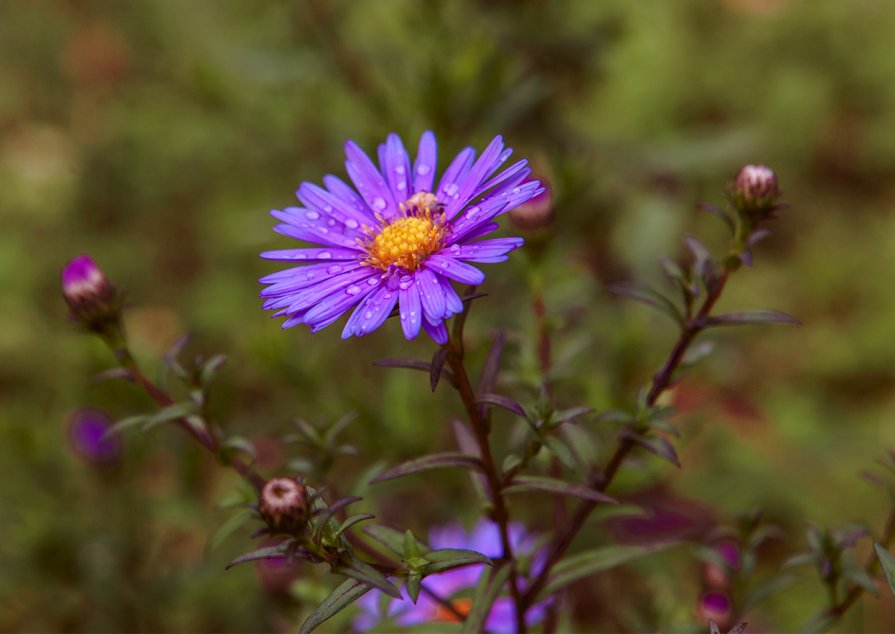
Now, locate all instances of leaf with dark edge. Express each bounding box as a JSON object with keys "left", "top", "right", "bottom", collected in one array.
[
  {"left": 842, "top": 563, "right": 878, "bottom": 596},
  {"left": 365, "top": 525, "right": 430, "bottom": 556},
  {"left": 141, "top": 401, "right": 200, "bottom": 431},
  {"left": 430, "top": 348, "right": 448, "bottom": 392},
  {"left": 543, "top": 436, "right": 578, "bottom": 472},
  {"left": 875, "top": 543, "right": 895, "bottom": 595},
  {"left": 684, "top": 235, "right": 714, "bottom": 278},
  {"left": 422, "top": 548, "right": 492, "bottom": 575},
  {"left": 298, "top": 578, "right": 373, "bottom": 634},
  {"left": 621, "top": 430, "right": 681, "bottom": 468},
  {"left": 91, "top": 367, "right": 133, "bottom": 385},
  {"left": 164, "top": 334, "right": 191, "bottom": 380},
  {"left": 704, "top": 310, "right": 800, "bottom": 328},
  {"left": 550, "top": 406, "right": 594, "bottom": 426},
  {"left": 537, "top": 543, "right": 674, "bottom": 600},
  {"left": 462, "top": 564, "right": 511, "bottom": 634},
  {"left": 313, "top": 496, "right": 362, "bottom": 528},
  {"left": 405, "top": 572, "right": 422, "bottom": 604},
  {"left": 334, "top": 514, "right": 376, "bottom": 539},
  {"left": 503, "top": 476, "right": 618, "bottom": 504},
  {"left": 225, "top": 543, "right": 291, "bottom": 570},
  {"left": 595, "top": 409, "right": 635, "bottom": 425},
  {"left": 698, "top": 203, "right": 735, "bottom": 235},
  {"left": 610, "top": 283, "right": 685, "bottom": 328},
  {"left": 476, "top": 393, "right": 527, "bottom": 418},
  {"left": 333, "top": 557, "right": 401, "bottom": 598},
  {"left": 370, "top": 452, "right": 485, "bottom": 484},
  {"left": 220, "top": 435, "right": 256, "bottom": 462},
  {"left": 739, "top": 574, "right": 795, "bottom": 611},
  {"left": 373, "top": 357, "right": 455, "bottom": 387}
]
